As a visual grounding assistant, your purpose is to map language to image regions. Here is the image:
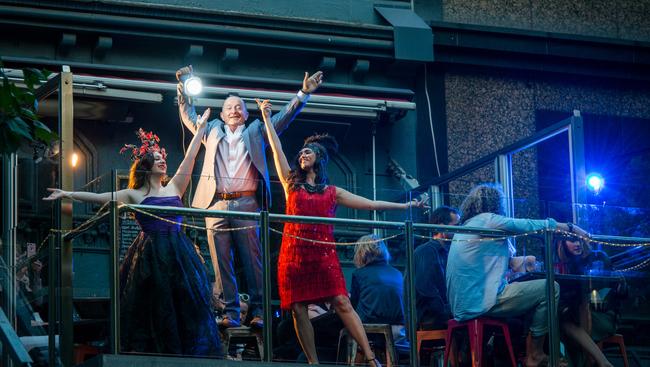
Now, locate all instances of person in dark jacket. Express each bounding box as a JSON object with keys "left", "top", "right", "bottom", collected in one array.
[
  {"left": 413, "top": 206, "right": 460, "bottom": 330},
  {"left": 350, "top": 234, "right": 405, "bottom": 341}
]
